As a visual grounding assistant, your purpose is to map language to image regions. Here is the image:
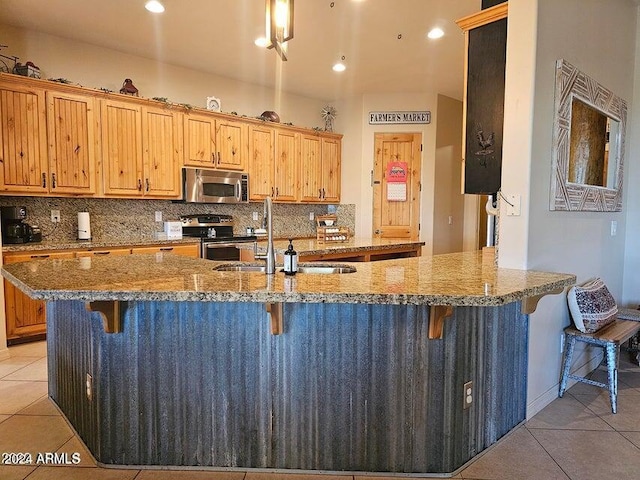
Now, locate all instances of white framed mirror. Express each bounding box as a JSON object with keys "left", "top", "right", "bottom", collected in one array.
[{"left": 550, "top": 59, "right": 627, "bottom": 211}]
